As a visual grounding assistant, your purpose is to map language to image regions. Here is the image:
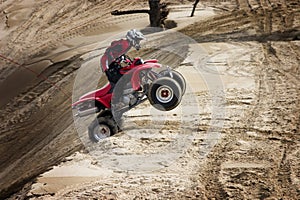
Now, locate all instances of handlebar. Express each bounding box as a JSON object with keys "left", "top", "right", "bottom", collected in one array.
[{"left": 115, "top": 54, "right": 132, "bottom": 64}]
